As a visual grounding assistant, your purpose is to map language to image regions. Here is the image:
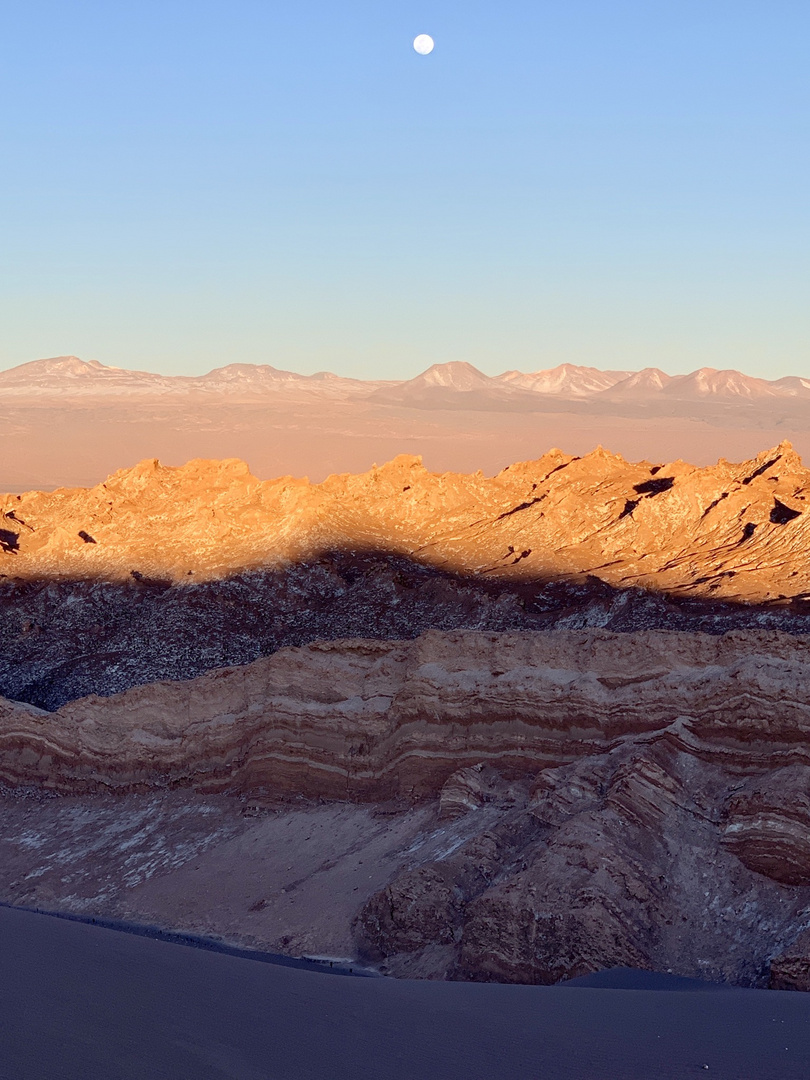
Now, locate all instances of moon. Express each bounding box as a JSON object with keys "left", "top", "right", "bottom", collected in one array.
[{"left": 413, "top": 34, "right": 434, "bottom": 55}]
